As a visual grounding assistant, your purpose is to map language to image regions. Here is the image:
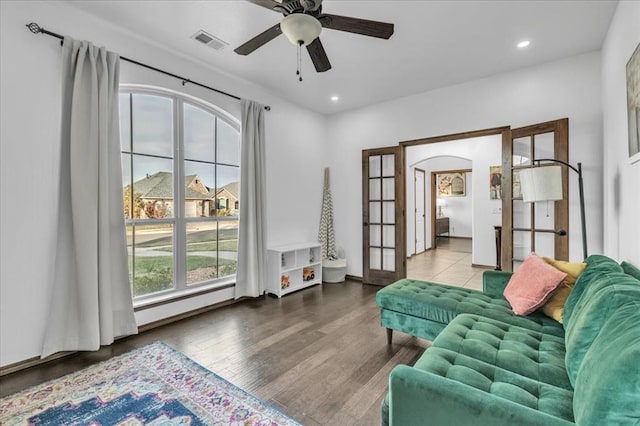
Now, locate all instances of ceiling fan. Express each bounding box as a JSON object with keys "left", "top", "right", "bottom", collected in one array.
[{"left": 235, "top": 0, "right": 394, "bottom": 73}]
